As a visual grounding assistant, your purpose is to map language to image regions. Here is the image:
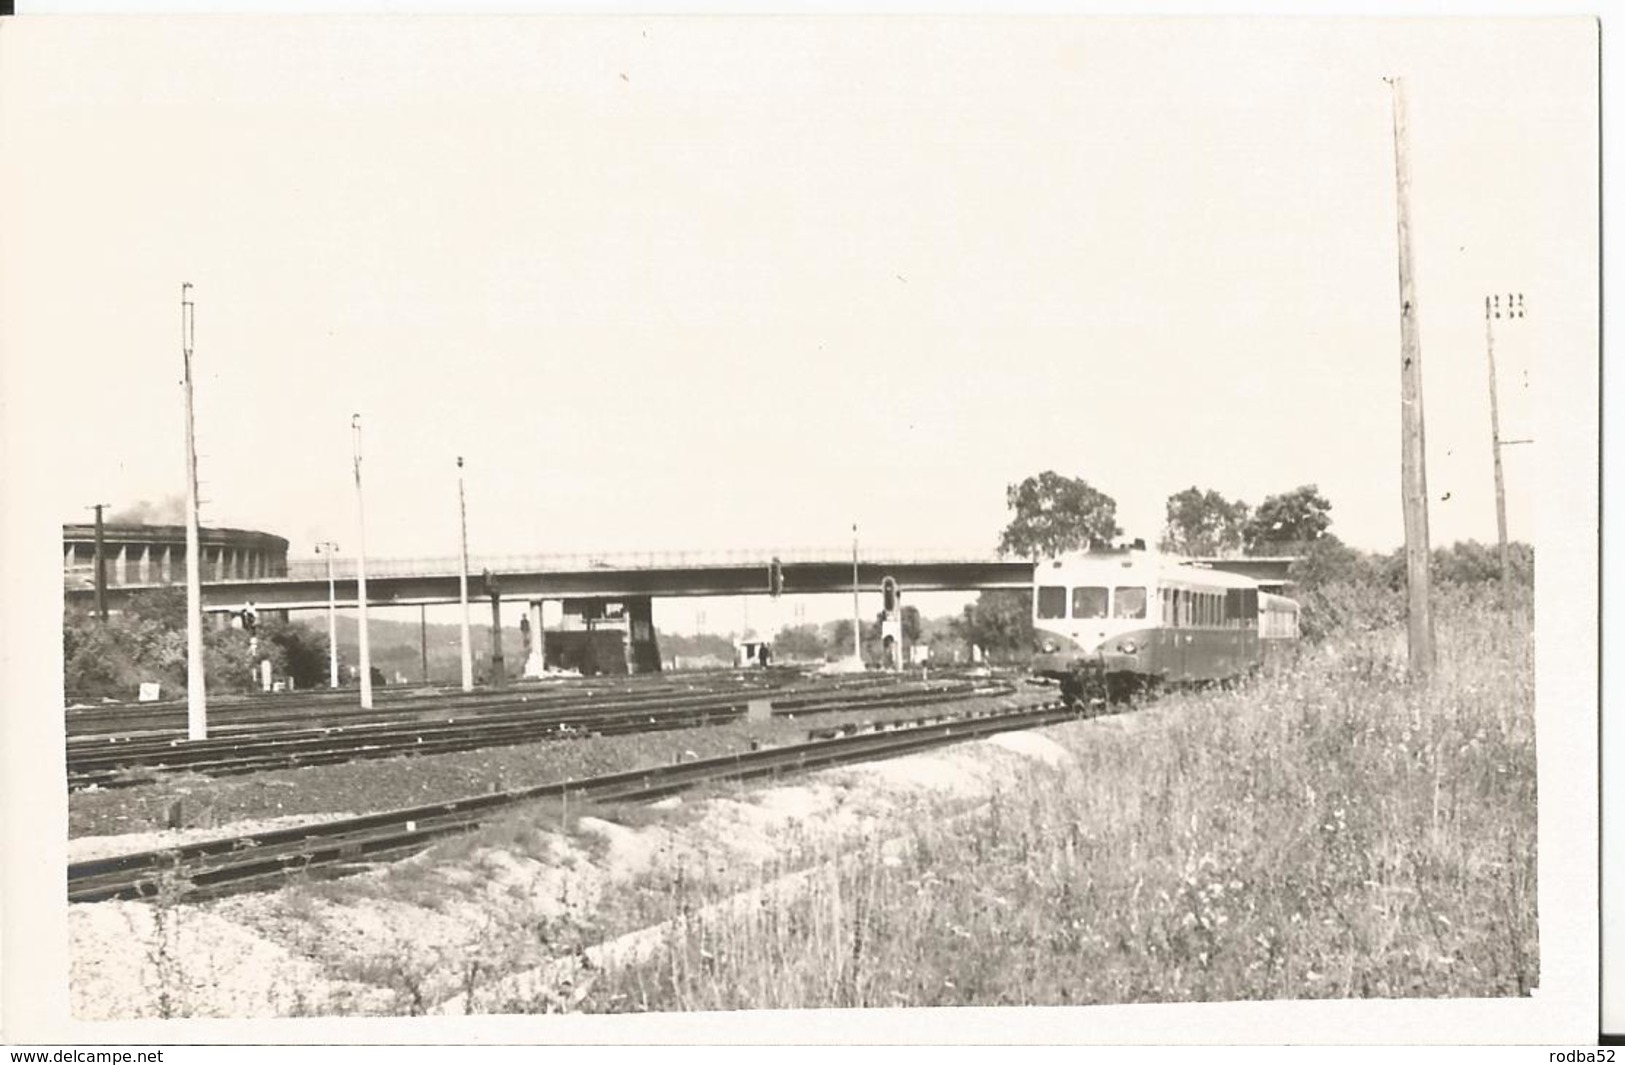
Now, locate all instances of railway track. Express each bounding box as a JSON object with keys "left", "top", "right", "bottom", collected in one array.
[
  {"left": 66, "top": 679, "right": 1015, "bottom": 790},
  {"left": 64, "top": 670, "right": 910, "bottom": 740},
  {"left": 67, "top": 698, "right": 1078, "bottom": 904}
]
